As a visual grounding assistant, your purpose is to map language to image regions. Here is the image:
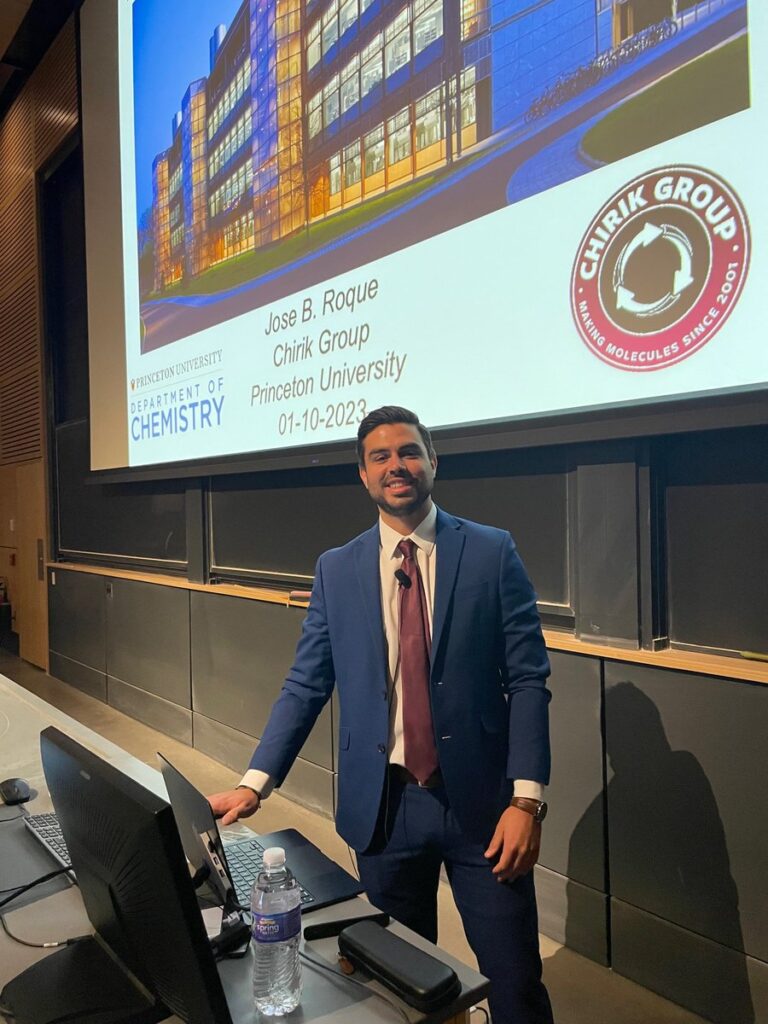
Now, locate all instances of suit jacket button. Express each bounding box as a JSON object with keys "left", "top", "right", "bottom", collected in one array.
[{"left": 377, "top": 744, "right": 386, "bottom": 754}]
